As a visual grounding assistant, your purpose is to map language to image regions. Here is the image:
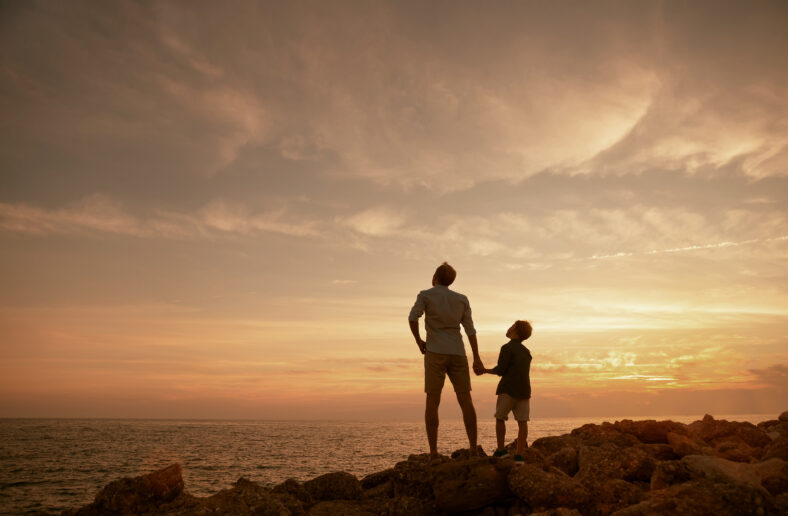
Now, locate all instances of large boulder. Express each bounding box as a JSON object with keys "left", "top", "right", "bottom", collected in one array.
[
  {"left": 609, "top": 479, "right": 777, "bottom": 515},
  {"left": 666, "top": 431, "right": 711, "bottom": 458},
  {"left": 390, "top": 454, "right": 436, "bottom": 500},
  {"left": 304, "top": 471, "right": 364, "bottom": 501},
  {"left": 69, "top": 464, "right": 184, "bottom": 515},
  {"left": 681, "top": 454, "right": 786, "bottom": 494},
  {"left": 204, "top": 477, "right": 291, "bottom": 516},
  {"left": 531, "top": 435, "right": 581, "bottom": 456},
  {"left": 546, "top": 446, "right": 579, "bottom": 477},
  {"left": 613, "top": 419, "right": 688, "bottom": 444},
  {"left": 689, "top": 415, "right": 771, "bottom": 448},
  {"left": 575, "top": 444, "right": 655, "bottom": 484},
  {"left": 508, "top": 463, "right": 587, "bottom": 511},
  {"left": 431, "top": 457, "right": 512, "bottom": 513},
  {"left": 571, "top": 423, "right": 640, "bottom": 448}
]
